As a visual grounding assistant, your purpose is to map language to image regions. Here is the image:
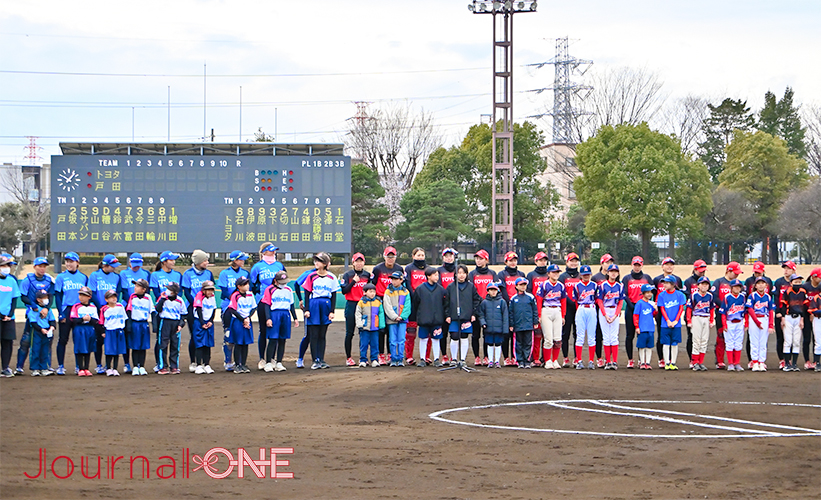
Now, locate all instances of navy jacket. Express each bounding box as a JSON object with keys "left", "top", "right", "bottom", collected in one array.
[
  {"left": 508, "top": 292, "right": 538, "bottom": 331},
  {"left": 478, "top": 294, "right": 509, "bottom": 334}
]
